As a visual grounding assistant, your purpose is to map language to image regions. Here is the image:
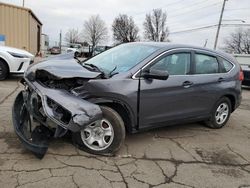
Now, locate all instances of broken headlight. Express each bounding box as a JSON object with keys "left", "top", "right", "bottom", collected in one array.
[{"left": 46, "top": 97, "right": 71, "bottom": 124}]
